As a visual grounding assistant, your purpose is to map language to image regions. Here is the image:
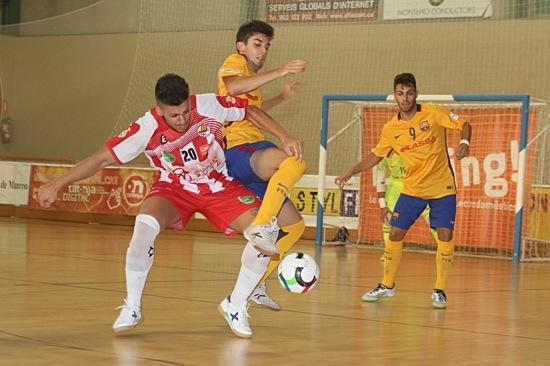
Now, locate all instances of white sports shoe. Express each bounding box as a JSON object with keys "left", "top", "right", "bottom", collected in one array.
[
  {"left": 432, "top": 289, "right": 448, "bottom": 309},
  {"left": 112, "top": 300, "right": 142, "bottom": 334},
  {"left": 361, "top": 283, "right": 395, "bottom": 302},
  {"left": 218, "top": 296, "right": 253, "bottom": 338},
  {"left": 243, "top": 217, "right": 279, "bottom": 257},
  {"left": 250, "top": 283, "right": 281, "bottom": 311}
]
